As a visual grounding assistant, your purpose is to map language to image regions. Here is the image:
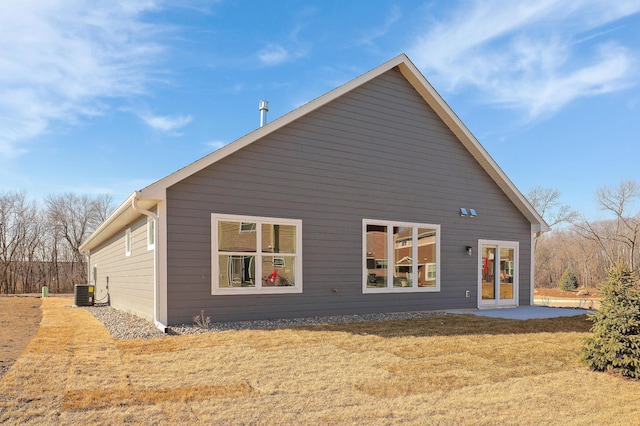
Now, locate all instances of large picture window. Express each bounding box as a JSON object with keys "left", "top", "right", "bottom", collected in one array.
[
  {"left": 211, "top": 214, "right": 302, "bottom": 294},
  {"left": 363, "top": 219, "right": 440, "bottom": 293}
]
